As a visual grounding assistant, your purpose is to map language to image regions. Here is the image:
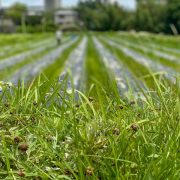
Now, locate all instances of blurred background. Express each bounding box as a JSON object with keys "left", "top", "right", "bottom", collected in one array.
[{"left": 0, "top": 0, "right": 179, "bottom": 34}]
